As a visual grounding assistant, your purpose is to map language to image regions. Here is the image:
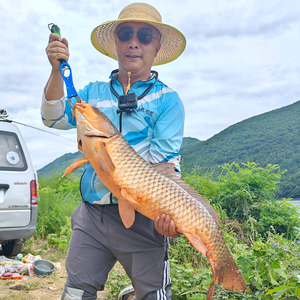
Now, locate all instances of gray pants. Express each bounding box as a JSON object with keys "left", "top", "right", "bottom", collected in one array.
[{"left": 62, "top": 202, "right": 172, "bottom": 300}]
